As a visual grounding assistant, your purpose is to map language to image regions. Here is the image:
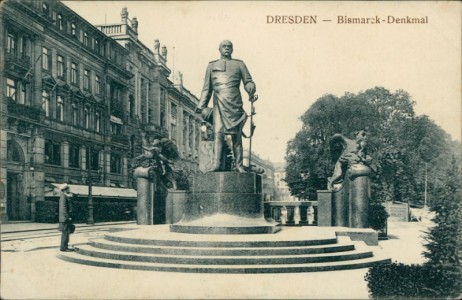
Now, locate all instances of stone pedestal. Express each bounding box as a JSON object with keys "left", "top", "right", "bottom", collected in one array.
[
  {"left": 134, "top": 167, "right": 155, "bottom": 225},
  {"left": 170, "top": 172, "right": 280, "bottom": 234},
  {"left": 166, "top": 190, "right": 188, "bottom": 224},
  {"left": 317, "top": 165, "right": 371, "bottom": 229}
]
